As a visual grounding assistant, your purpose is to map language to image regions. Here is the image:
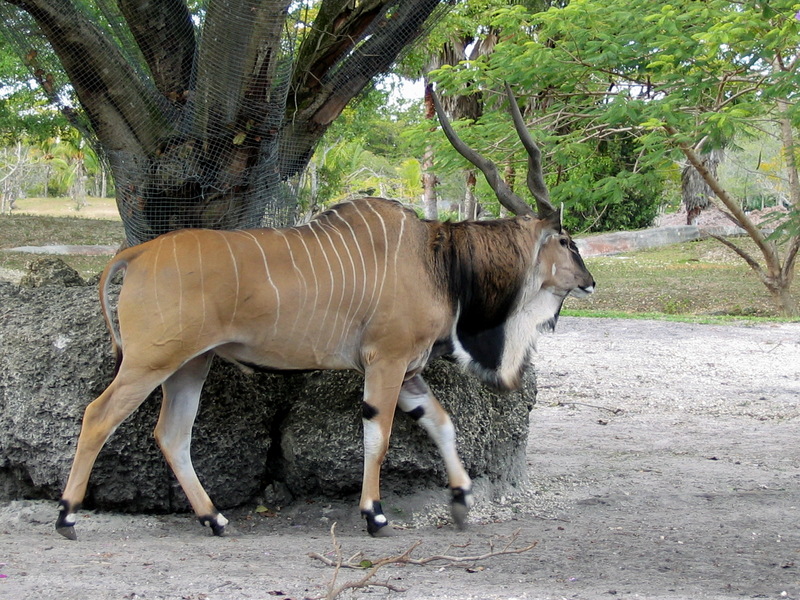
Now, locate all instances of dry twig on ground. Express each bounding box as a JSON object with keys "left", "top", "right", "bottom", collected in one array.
[{"left": 309, "top": 523, "right": 538, "bottom": 599}]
